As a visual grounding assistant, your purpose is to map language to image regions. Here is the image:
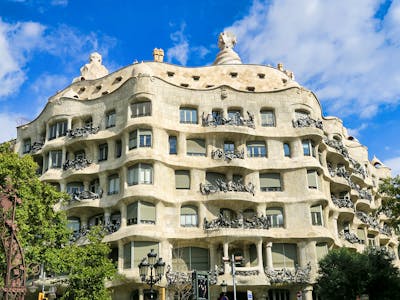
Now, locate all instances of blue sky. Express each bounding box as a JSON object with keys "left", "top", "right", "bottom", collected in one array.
[{"left": 1, "top": 0, "right": 400, "bottom": 175}]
